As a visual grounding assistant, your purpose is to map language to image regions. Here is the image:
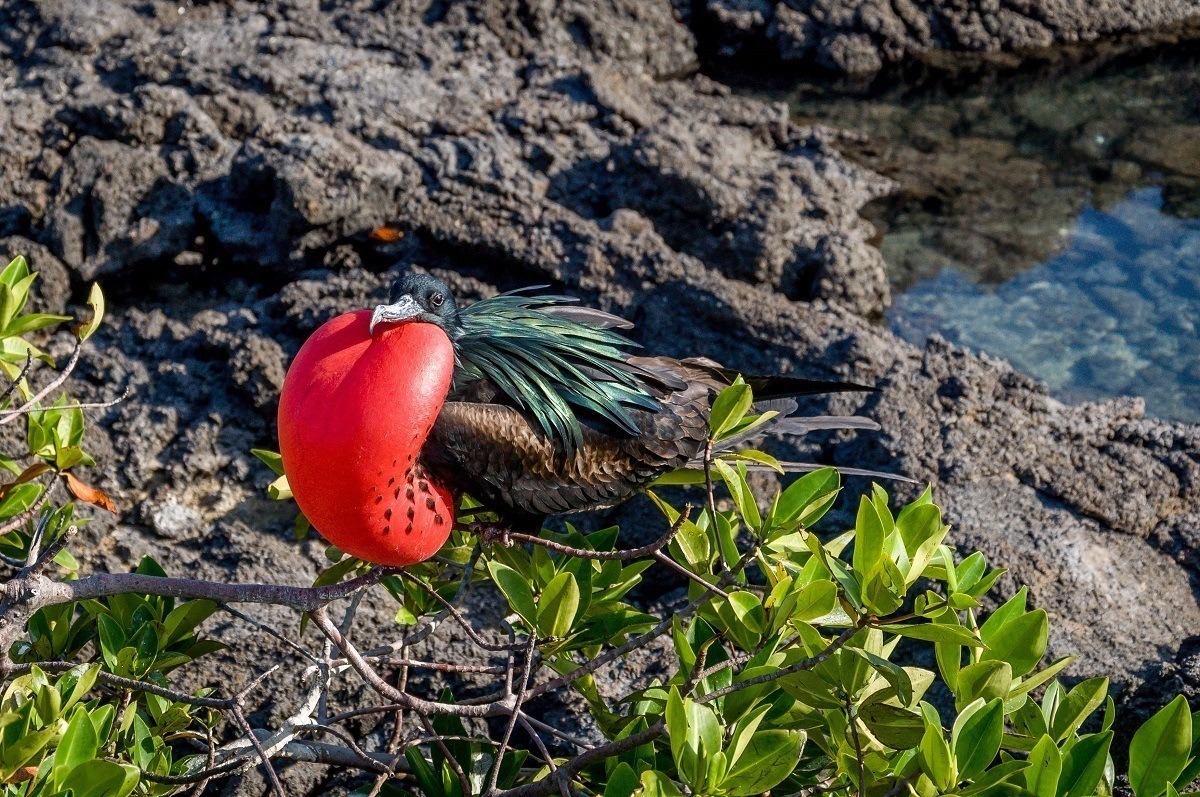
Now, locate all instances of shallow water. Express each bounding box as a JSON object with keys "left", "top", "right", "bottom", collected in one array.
[{"left": 748, "top": 46, "right": 1200, "bottom": 422}]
